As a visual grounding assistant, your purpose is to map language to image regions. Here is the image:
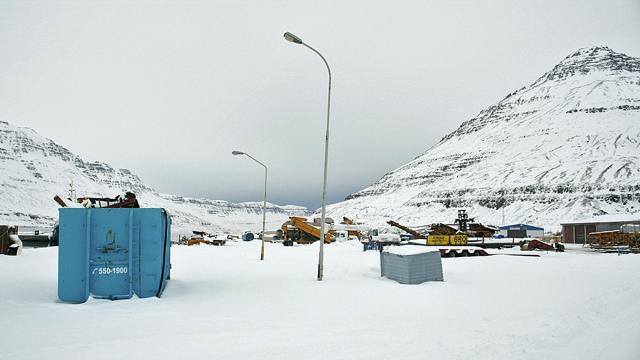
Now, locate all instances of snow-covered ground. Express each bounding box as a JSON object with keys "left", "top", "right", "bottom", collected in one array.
[{"left": 1, "top": 242, "right": 639, "bottom": 360}]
